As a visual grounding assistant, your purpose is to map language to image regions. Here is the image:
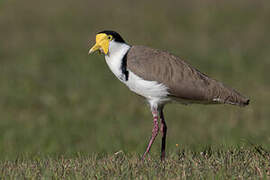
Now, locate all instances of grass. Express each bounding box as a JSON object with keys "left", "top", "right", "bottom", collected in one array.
[
  {"left": 0, "top": 0, "right": 270, "bottom": 178},
  {"left": 1, "top": 145, "right": 270, "bottom": 179}
]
